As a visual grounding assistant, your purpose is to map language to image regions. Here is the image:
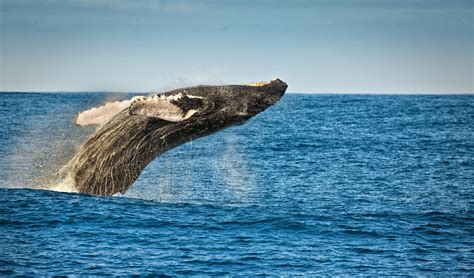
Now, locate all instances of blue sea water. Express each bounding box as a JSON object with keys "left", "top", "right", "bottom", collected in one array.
[{"left": 0, "top": 92, "right": 473, "bottom": 275}]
